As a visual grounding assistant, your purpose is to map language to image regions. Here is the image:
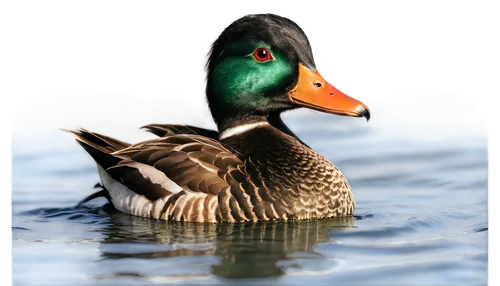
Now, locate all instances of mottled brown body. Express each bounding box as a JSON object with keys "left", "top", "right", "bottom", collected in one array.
[
  {"left": 222, "top": 126, "right": 355, "bottom": 220},
  {"left": 68, "top": 123, "right": 354, "bottom": 223}
]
